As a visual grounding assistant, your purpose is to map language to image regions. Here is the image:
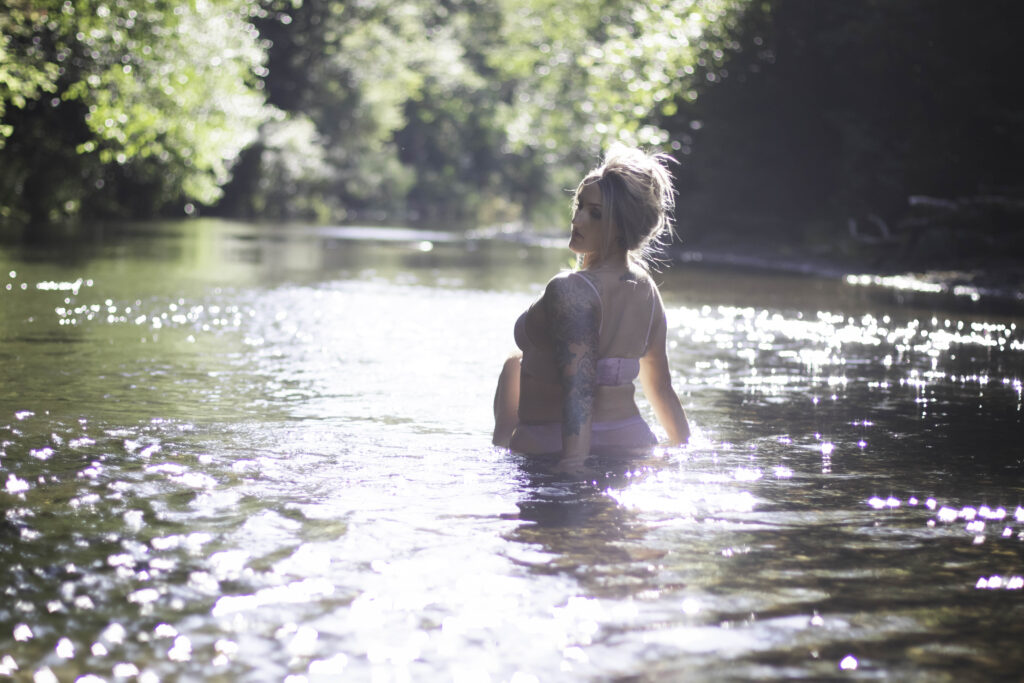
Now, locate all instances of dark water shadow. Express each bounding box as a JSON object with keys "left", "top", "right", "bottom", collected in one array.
[{"left": 501, "top": 452, "right": 672, "bottom": 597}]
